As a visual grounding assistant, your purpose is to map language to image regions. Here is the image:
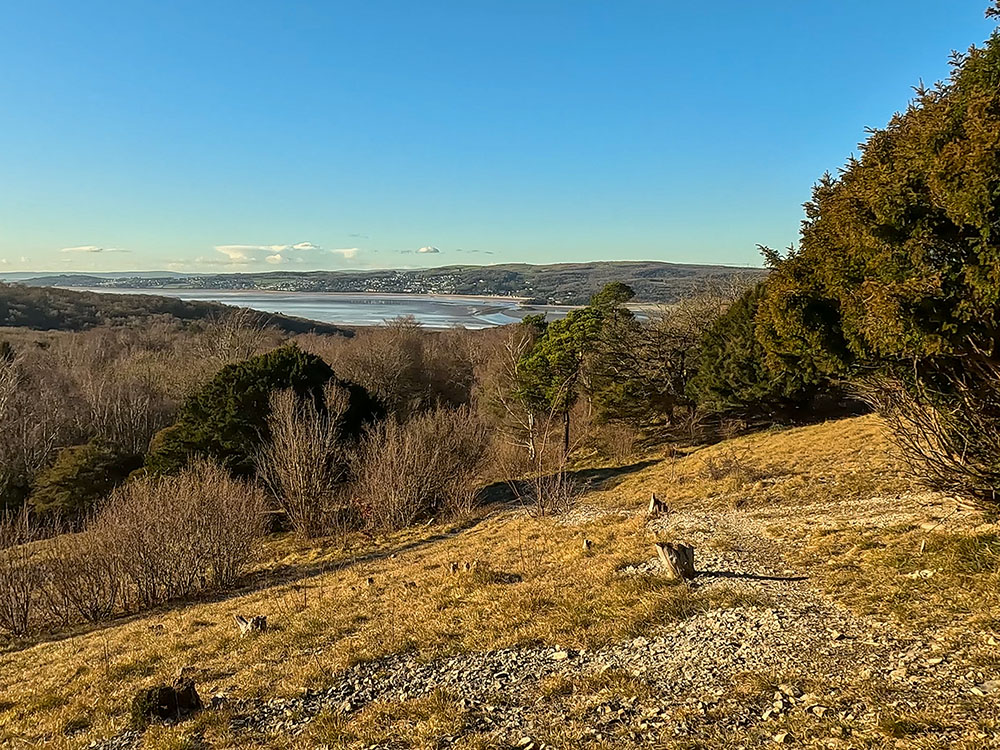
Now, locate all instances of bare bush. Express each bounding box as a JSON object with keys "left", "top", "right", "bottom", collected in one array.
[
  {"left": 94, "top": 461, "right": 266, "bottom": 609},
  {"left": 38, "top": 524, "right": 122, "bottom": 624},
  {"left": 0, "top": 509, "right": 41, "bottom": 635},
  {"left": 699, "top": 447, "right": 766, "bottom": 484},
  {"left": 351, "top": 406, "right": 490, "bottom": 531},
  {"left": 863, "top": 363, "right": 1000, "bottom": 509},
  {"left": 595, "top": 422, "right": 641, "bottom": 464},
  {"left": 55, "top": 329, "right": 179, "bottom": 454},
  {"left": 196, "top": 307, "right": 273, "bottom": 366},
  {"left": 262, "top": 384, "right": 354, "bottom": 538},
  {"left": 299, "top": 317, "right": 478, "bottom": 419}
]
